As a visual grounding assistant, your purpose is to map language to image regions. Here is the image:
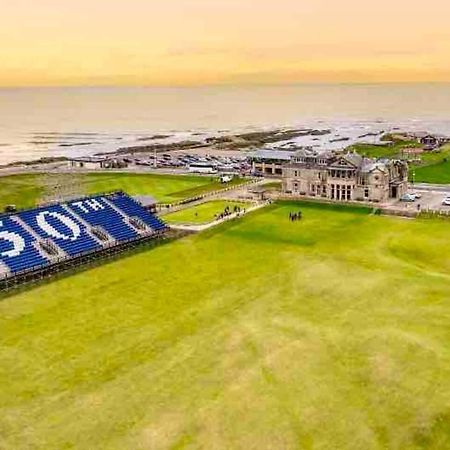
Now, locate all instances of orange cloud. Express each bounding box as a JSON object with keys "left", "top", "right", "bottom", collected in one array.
[{"left": 1, "top": 0, "right": 450, "bottom": 86}]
